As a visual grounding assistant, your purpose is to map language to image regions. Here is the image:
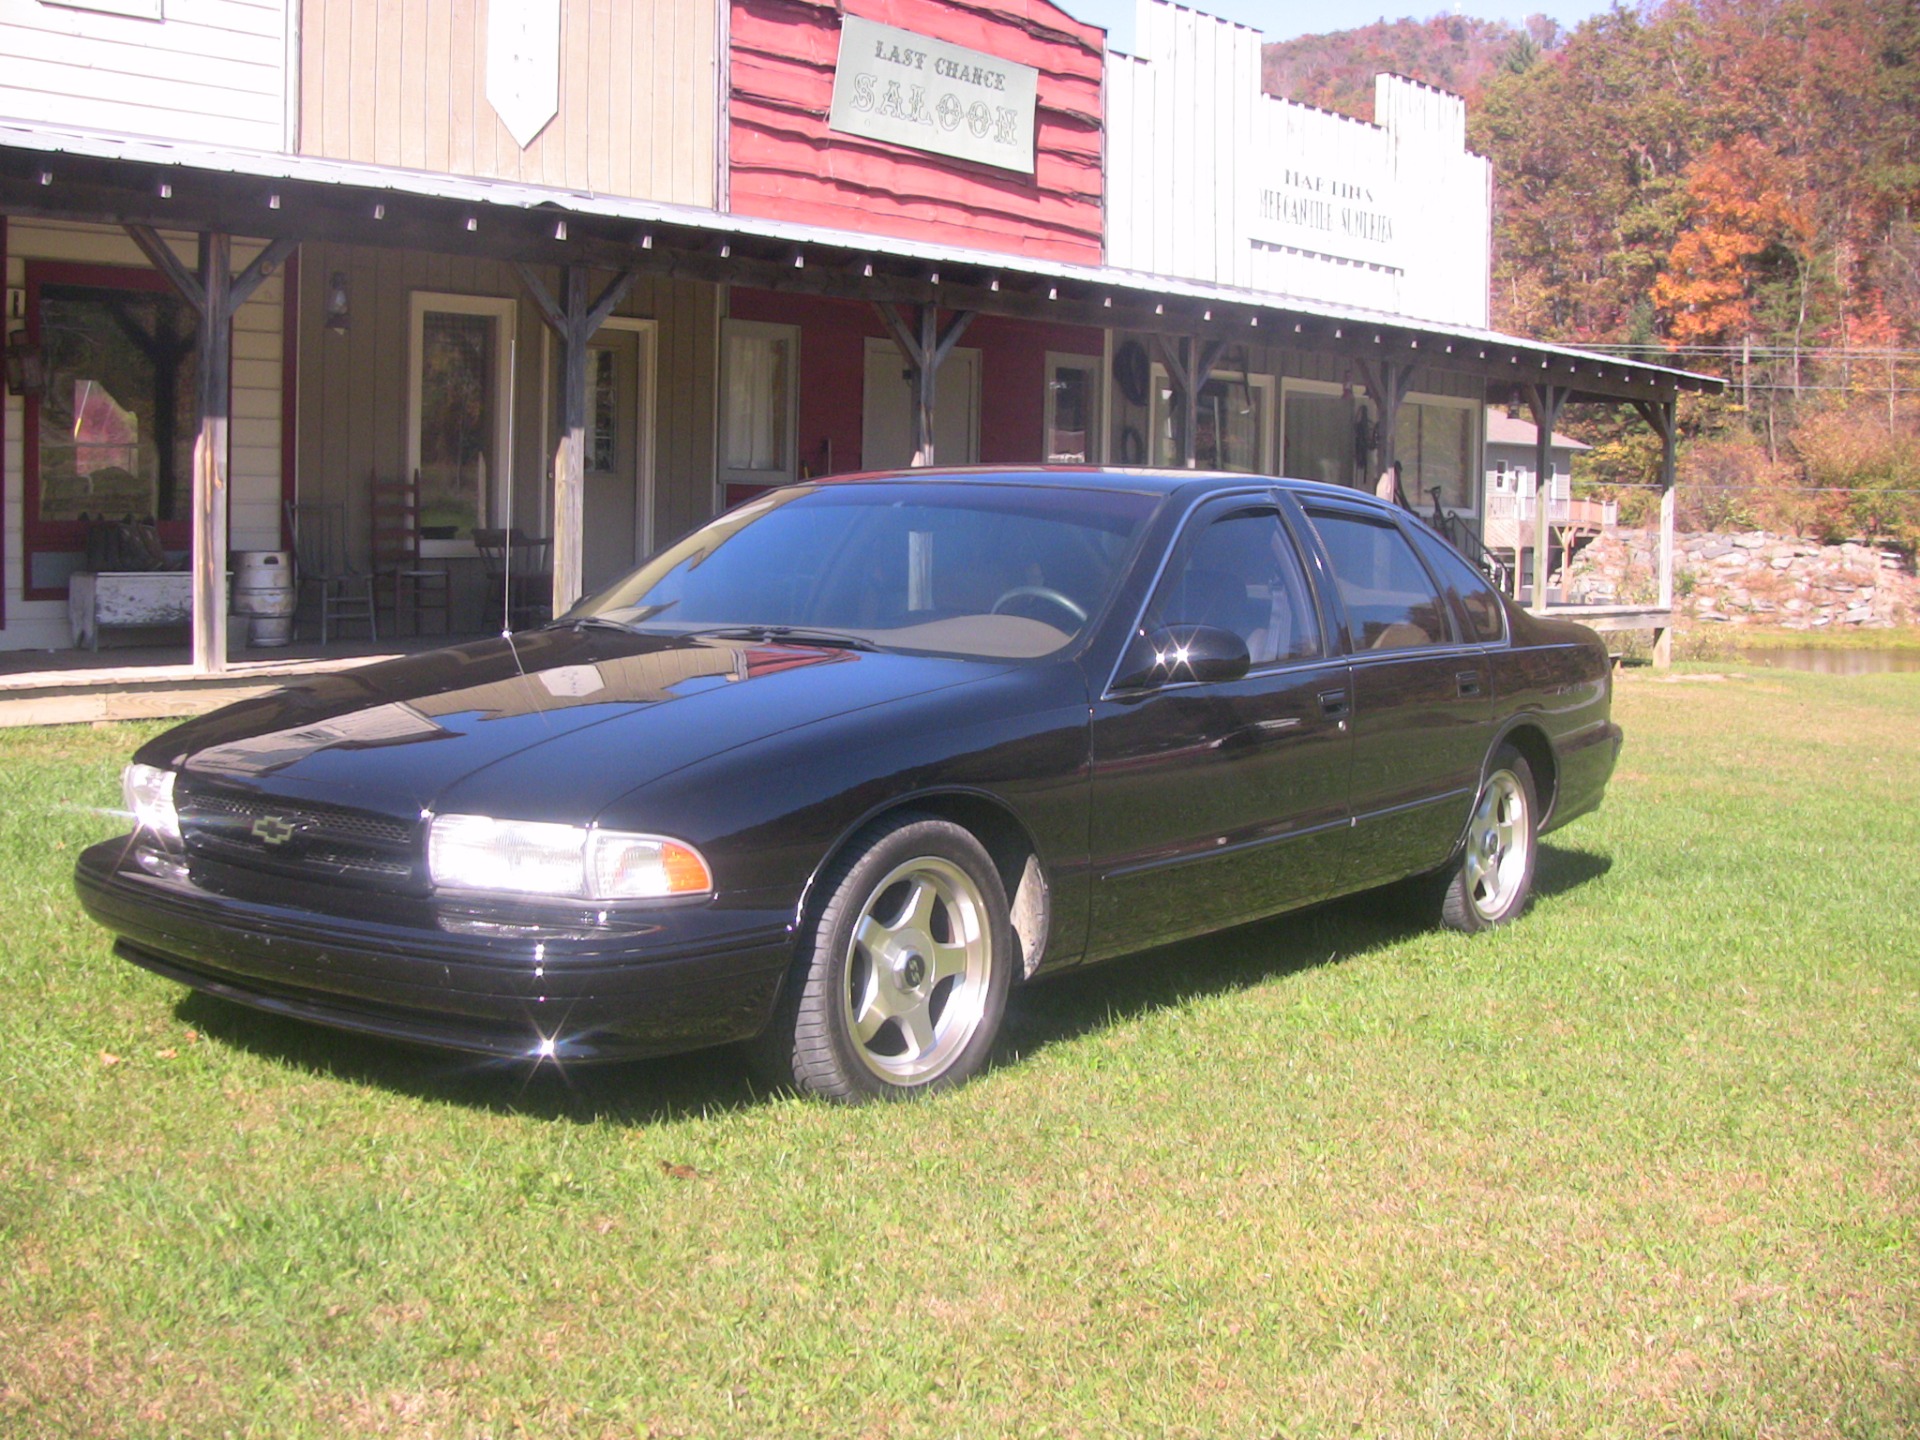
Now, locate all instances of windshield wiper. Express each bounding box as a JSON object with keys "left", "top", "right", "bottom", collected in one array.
[
  {"left": 561, "top": 615, "right": 645, "bottom": 634},
  {"left": 691, "top": 625, "right": 879, "bottom": 651}
]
